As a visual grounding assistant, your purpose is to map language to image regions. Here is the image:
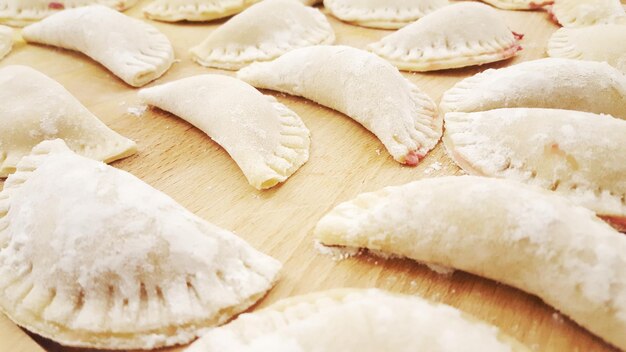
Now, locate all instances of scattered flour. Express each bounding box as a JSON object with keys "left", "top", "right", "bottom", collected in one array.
[
  {"left": 313, "top": 241, "right": 358, "bottom": 261},
  {"left": 127, "top": 105, "right": 147, "bottom": 117},
  {"left": 424, "top": 161, "right": 443, "bottom": 175}
]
